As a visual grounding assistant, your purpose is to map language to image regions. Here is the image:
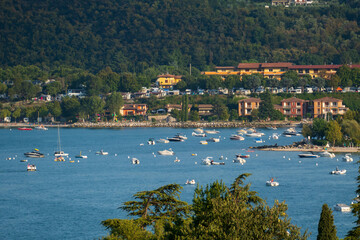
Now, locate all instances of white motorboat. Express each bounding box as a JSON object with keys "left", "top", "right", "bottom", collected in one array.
[
  {"left": 342, "top": 154, "right": 353, "bottom": 162},
  {"left": 131, "top": 158, "right": 140, "bottom": 164},
  {"left": 147, "top": 138, "right": 156, "bottom": 145},
  {"left": 174, "top": 133, "right": 187, "bottom": 140},
  {"left": 236, "top": 154, "right": 250, "bottom": 158},
  {"left": 200, "top": 140, "right": 208, "bottom": 145},
  {"left": 330, "top": 167, "right": 346, "bottom": 175},
  {"left": 201, "top": 157, "right": 225, "bottom": 165},
  {"left": 233, "top": 156, "right": 246, "bottom": 164},
  {"left": 272, "top": 134, "right": 279, "bottom": 140},
  {"left": 267, "top": 126, "right": 277, "bottom": 130},
  {"left": 194, "top": 128, "right": 204, "bottom": 134},
  {"left": 230, "top": 135, "right": 244, "bottom": 140},
  {"left": 319, "top": 151, "right": 335, "bottom": 158},
  {"left": 157, "top": 148, "right": 175, "bottom": 156},
  {"left": 205, "top": 129, "right": 220, "bottom": 134},
  {"left": 334, "top": 203, "right": 351, "bottom": 212},
  {"left": 207, "top": 137, "right": 220, "bottom": 142},
  {"left": 192, "top": 132, "right": 206, "bottom": 137},
  {"left": 283, "top": 128, "right": 300, "bottom": 136},
  {"left": 298, "top": 153, "right": 319, "bottom": 158},
  {"left": 247, "top": 128, "right": 256, "bottom": 133},
  {"left": 157, "top": 138, "right": 169, "bottom": 143},
  {"left": 255, "top": 138, "right": 263, "bottom": 143},
  {"left": 185, "top": 179, "right": 196, "bottom": 185},
  {"left": 237, "top": 129, "right": 247, "bottom": 134},
  {"left": 54, "top": 125, "right": 69, "bottom": 157},
  {"left": 35, "top": 125, "right": 48, "bottom": 130},
  {"left": 96, "top": 150, "right": 109, "bottom": 155},
  {"left": 168, "top": 136, "right": 184, "bottom": 142},
  {"left": 266, "top": 178, "right": 279, "bottom": 187},
  {"left": 246, "top": 132, "right": 263, "bottom": 137}
]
